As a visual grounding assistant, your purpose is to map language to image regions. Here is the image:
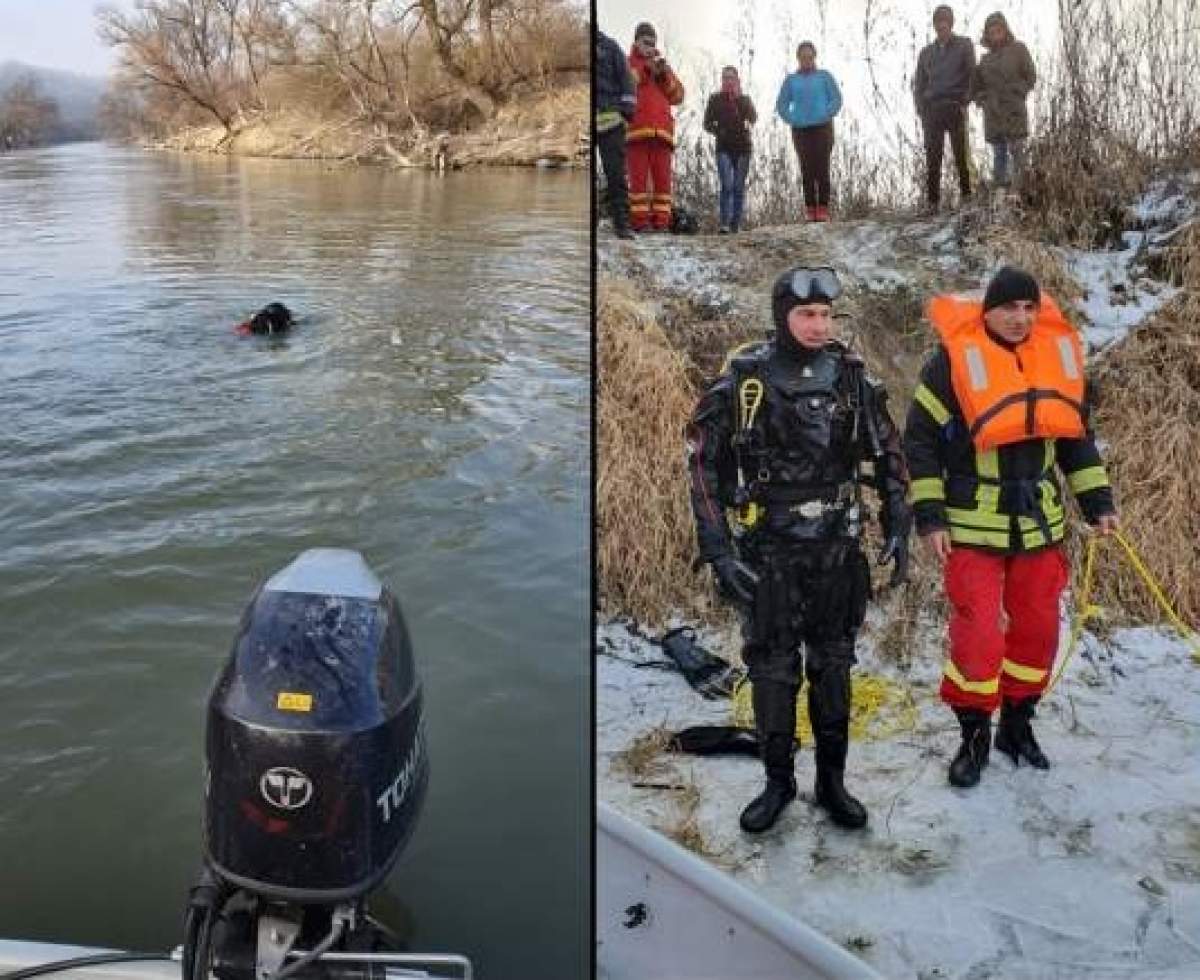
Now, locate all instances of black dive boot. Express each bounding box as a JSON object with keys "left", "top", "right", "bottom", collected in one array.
[
  {"left": 995, "top": 696, "right": 1050, "bottom": 769},
  {"left": 948, "top": 708, "right": 991, "bottom": 788},
  {"left": 739, "top": 681, "right": 798, "bottom": 834},
  {"left": 808, "top": 662, "right": 868, "bottom": 830}
]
